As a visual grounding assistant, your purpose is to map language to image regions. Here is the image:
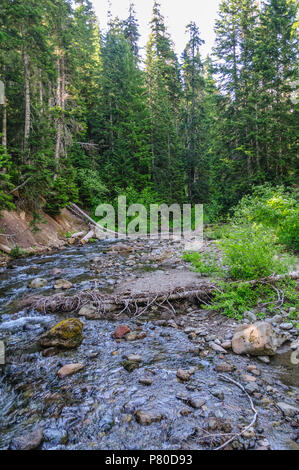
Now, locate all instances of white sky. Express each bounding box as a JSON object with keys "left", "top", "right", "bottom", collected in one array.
[{"left": 91, "top": 0, "right": 222, "bottom": 60}]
